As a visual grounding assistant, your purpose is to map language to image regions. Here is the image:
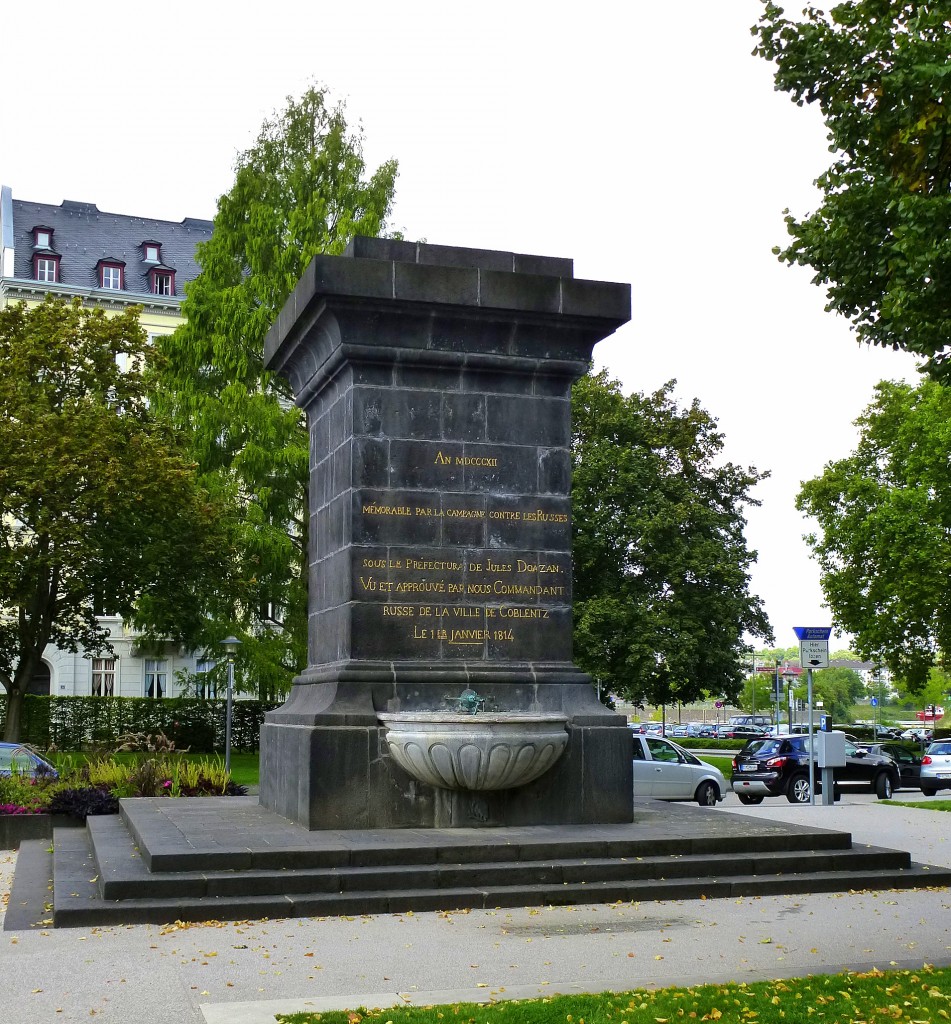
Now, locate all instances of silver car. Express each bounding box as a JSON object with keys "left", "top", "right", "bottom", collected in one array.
[
  {"left": 919, "top": 740, "right": 951, "bottom": 796},
  {"left": 632, "top": 733, "right": 727, "bottom": 806}
]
